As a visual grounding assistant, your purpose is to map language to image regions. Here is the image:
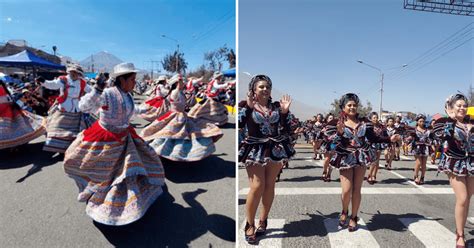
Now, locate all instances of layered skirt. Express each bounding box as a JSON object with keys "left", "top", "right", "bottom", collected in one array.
[
  {"left": 438, "top": 155, "right": 474, "bottom": 177},
  {"left": 141, "top": 111, "right": 223, "bottom": 162},
  {"left": 330, "top": 147, "right": 377, "bottom": 170},
  {"left": 64, "top": 122, "right": 165, "bottom": 225},
  {"left": 43, "top": 107, "right": 95, "bottom": 153},
  {"left": 138, "top": 96, "right": 170, "bottom": 122},
  {"left": 0, "top": 103, "right": 46, "bottom": 149},
  {"left": 238, "top": 136, "right": 296, "bottom": 167},
  {"left": 187, "top": 98, "right": 228, "bottom": 126}
]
